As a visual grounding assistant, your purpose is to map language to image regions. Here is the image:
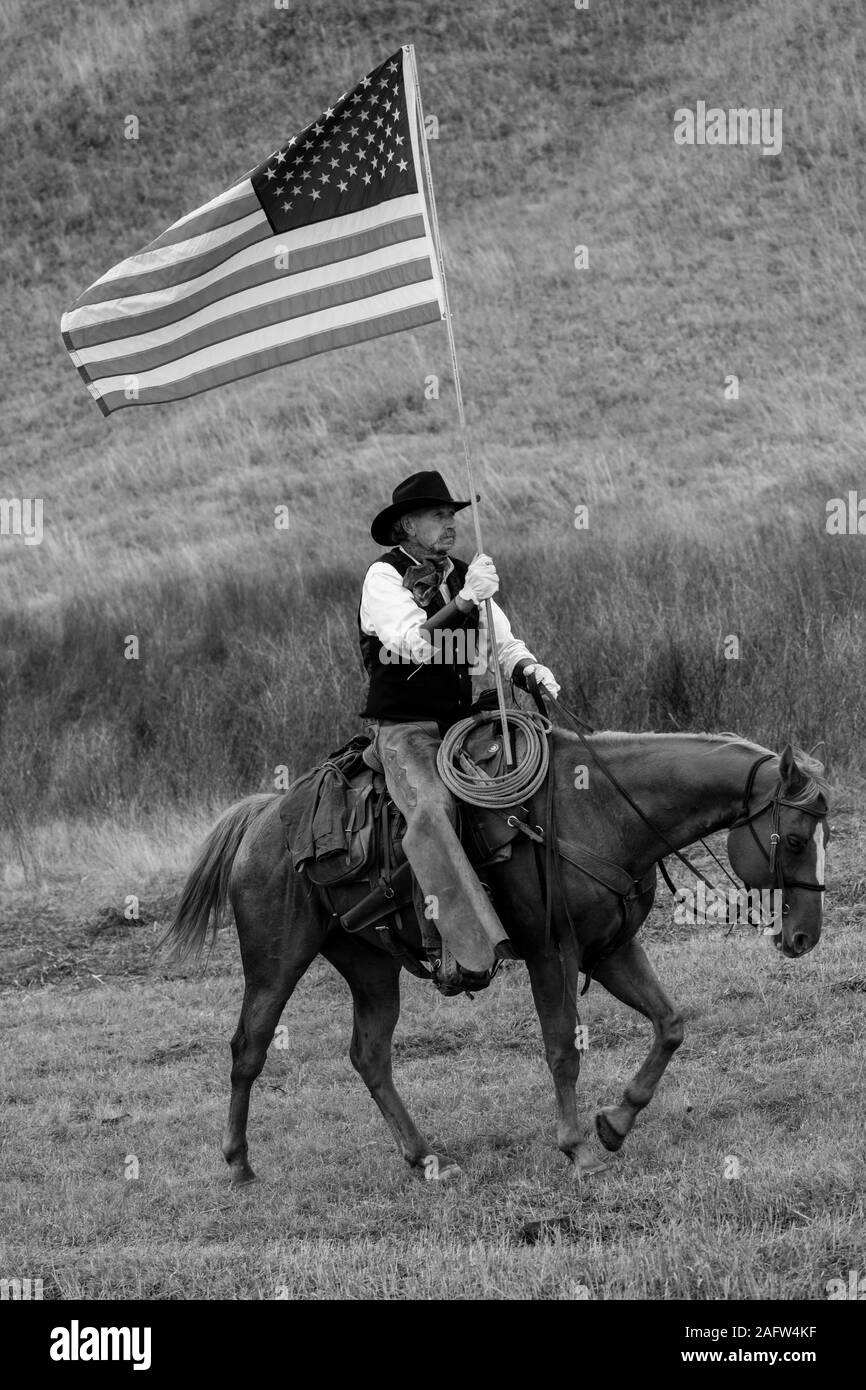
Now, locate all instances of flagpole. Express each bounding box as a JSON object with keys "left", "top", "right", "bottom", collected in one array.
[{"left": 406, "top": 44, "right": 514, "bottom": 765}]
